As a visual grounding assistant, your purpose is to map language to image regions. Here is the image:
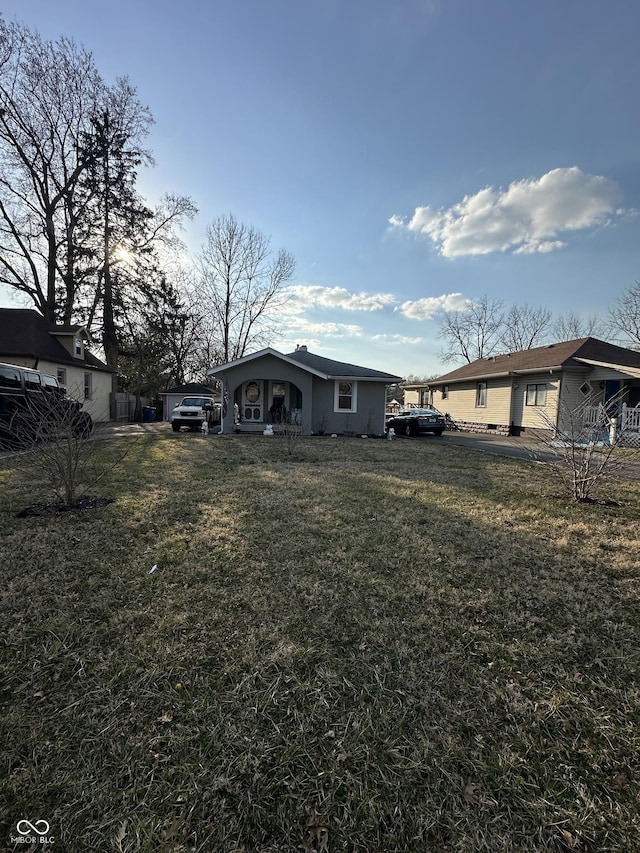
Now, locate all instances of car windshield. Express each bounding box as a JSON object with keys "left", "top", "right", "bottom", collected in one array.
[
  {"left": 179, "top": 397, "right": 211, "bottom": 407},
  {"left": 42, "top": 375, "right": 59, "bottom": 391},
  {"left": 403, "top": 409, "right": 439, "bottom": 417}
]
